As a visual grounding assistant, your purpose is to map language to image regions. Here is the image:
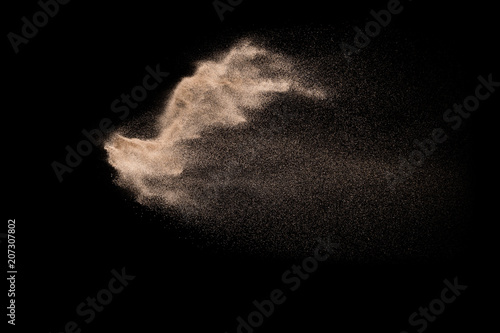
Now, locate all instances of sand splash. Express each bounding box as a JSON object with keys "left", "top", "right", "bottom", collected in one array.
[{"left": 103, "top": 34, "right": 471, "bottom": 260}]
